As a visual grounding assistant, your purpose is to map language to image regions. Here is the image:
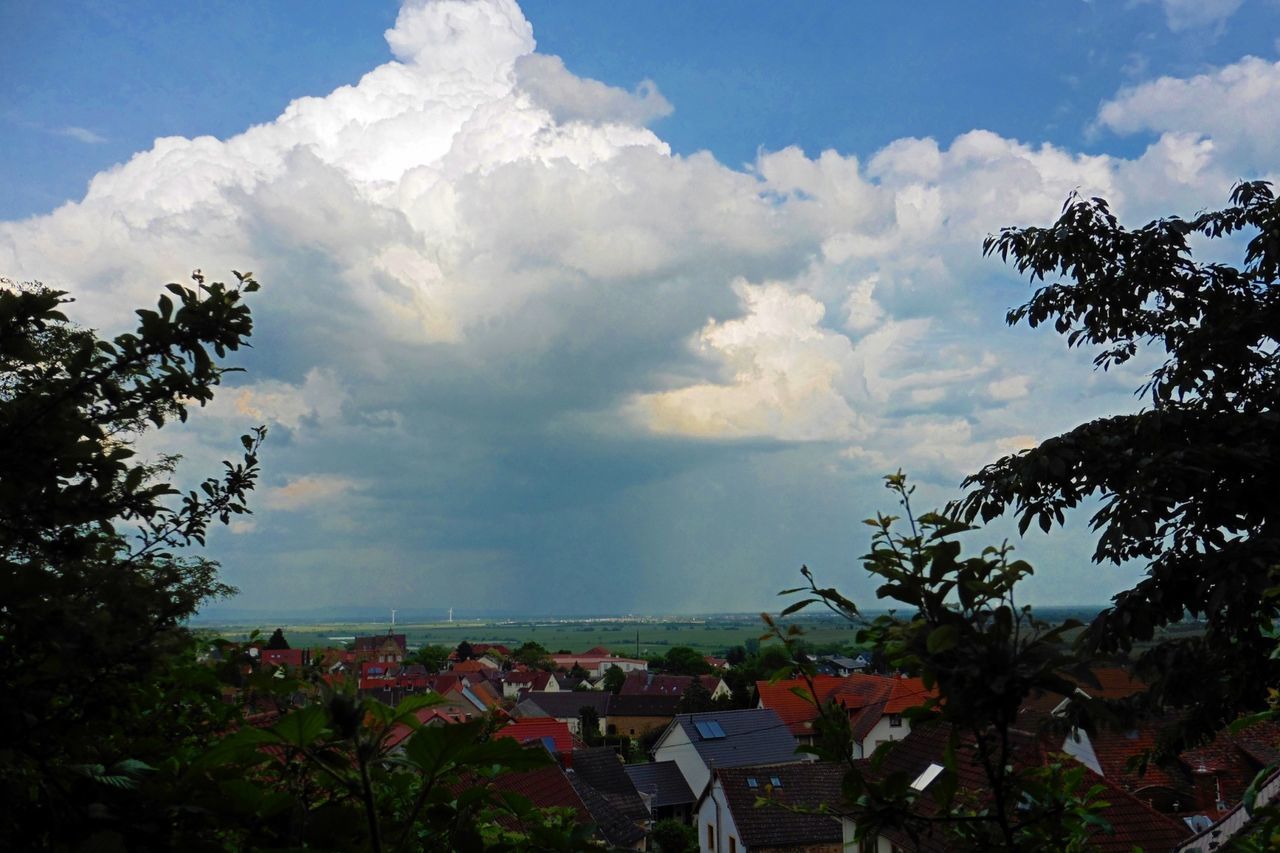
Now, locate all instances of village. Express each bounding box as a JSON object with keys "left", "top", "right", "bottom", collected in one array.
[{"left": 215, "top": 630, "right": 1280, "bottom": 852}]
